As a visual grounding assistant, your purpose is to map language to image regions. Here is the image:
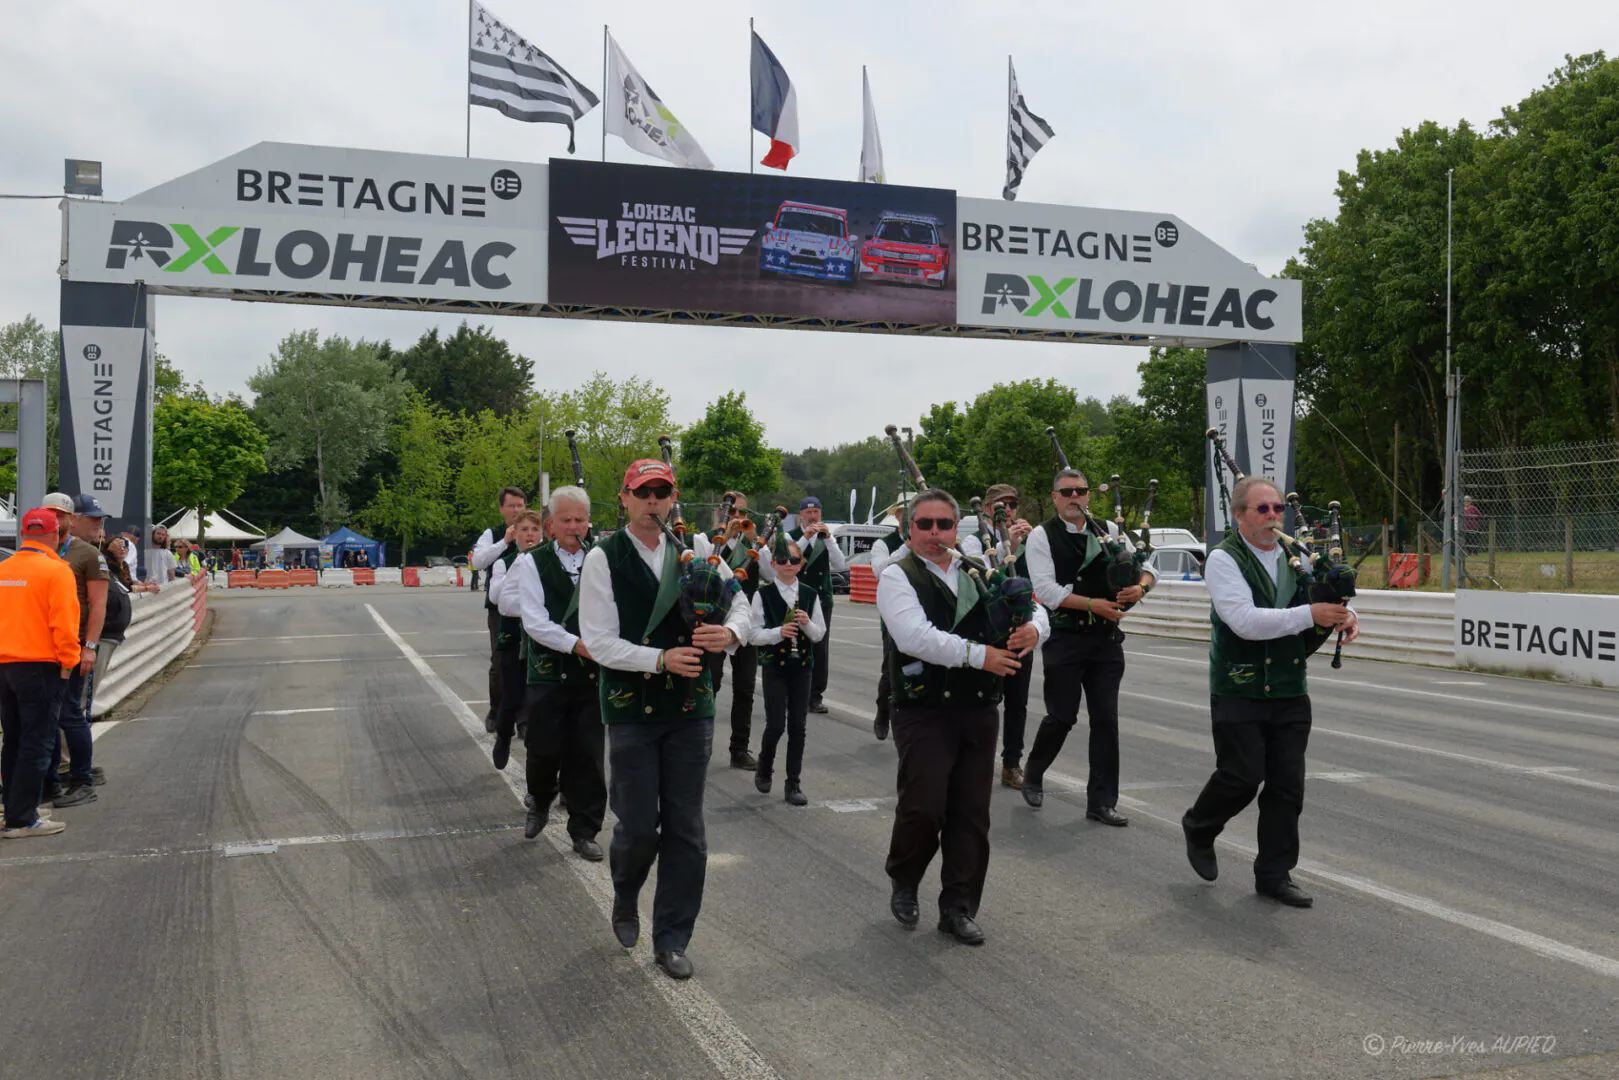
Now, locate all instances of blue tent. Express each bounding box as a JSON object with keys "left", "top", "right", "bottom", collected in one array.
[{"left": 323, "top": 526, "right": 387, "bottom": 568}]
